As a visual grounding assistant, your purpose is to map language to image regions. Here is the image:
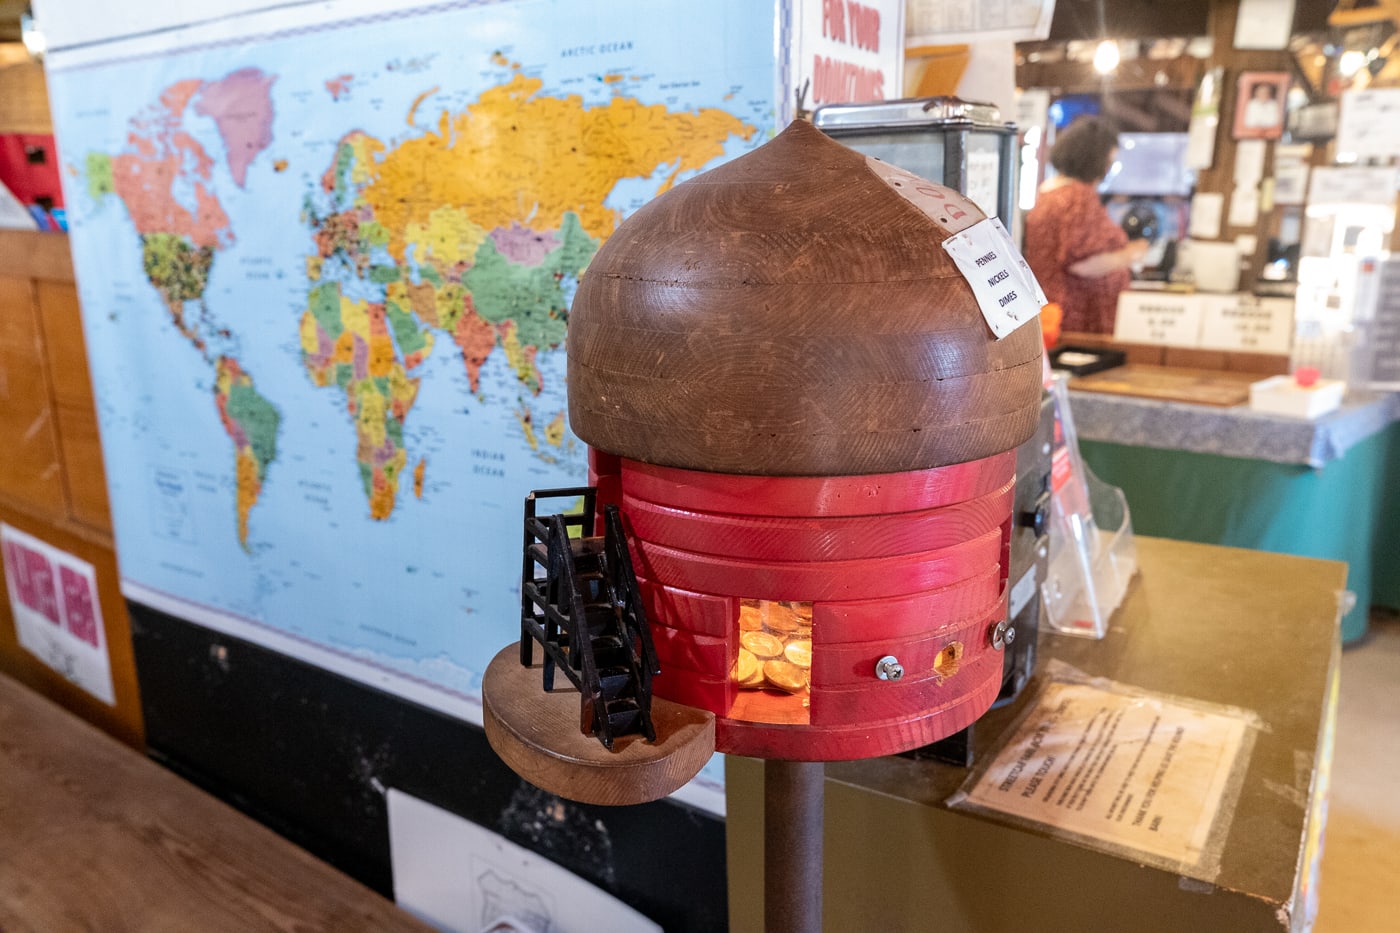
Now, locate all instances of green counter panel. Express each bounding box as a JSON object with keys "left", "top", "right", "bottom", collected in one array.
[{"left": 1080, "top": 422, "right": 1400, "bottom": 642}]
